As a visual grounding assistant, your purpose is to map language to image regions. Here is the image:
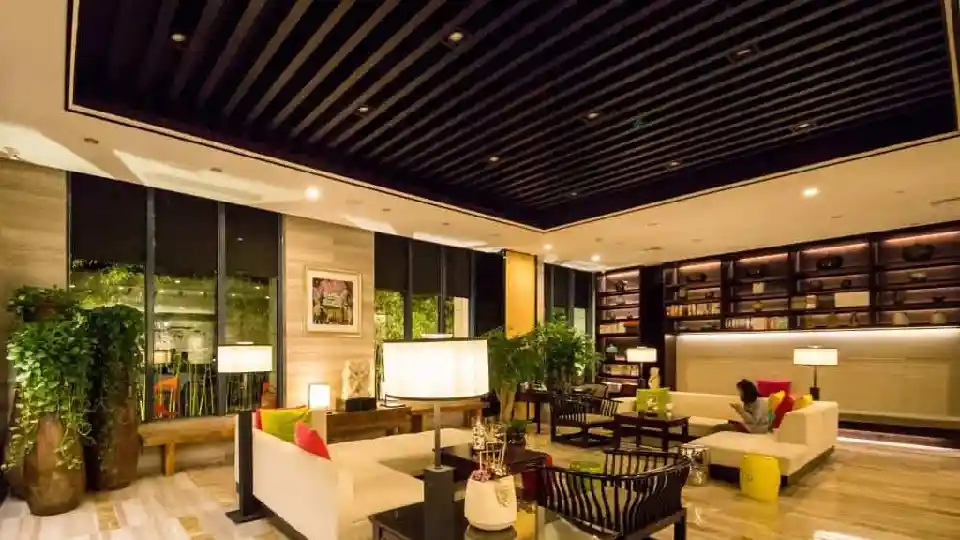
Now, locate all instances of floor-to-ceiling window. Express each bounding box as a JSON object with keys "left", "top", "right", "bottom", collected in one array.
[
  {"left": 69, "top": 173, "right": 282, "bottom": 421},
  {"left": 545, "top": 263, "right": 594, "bottom": 335},
  {"left": 411, "top": 240, "right": 441, "bottom": 338}
]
